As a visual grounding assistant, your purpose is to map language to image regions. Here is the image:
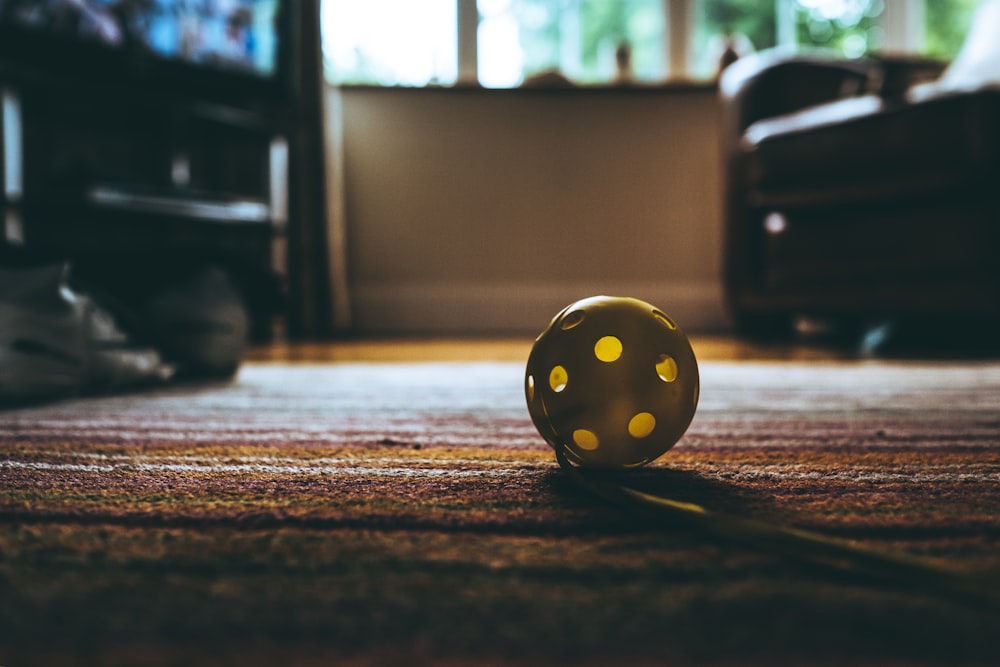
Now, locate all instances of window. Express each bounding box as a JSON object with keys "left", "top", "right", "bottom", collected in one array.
[
  {"left": 923, "top": 0, "right": 980, "bottom": 58},
  {"left": 321, "top": 0, "right": 979, "bottom": 87},
  {"left": 478, "top": 0, "right": 667, "bottom": 87},
  {"left": 321, "top": 0, "right": 457, "bottom": 85},
  {"left": 691, "top": 1, "right": 778, "bottom": 80}
]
